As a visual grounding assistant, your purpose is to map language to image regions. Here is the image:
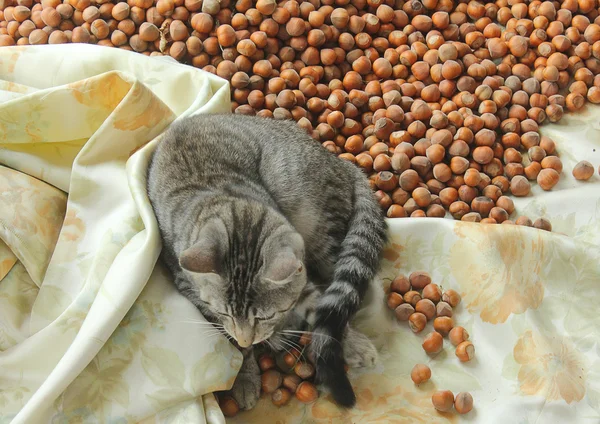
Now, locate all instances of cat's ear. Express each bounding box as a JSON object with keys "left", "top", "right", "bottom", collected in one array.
[
  {"left": 262, "top": 232, "right": 305, "bottom": 284},
  {"left": 179, "top": 221, "right": 227, "bottom": 274}
]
